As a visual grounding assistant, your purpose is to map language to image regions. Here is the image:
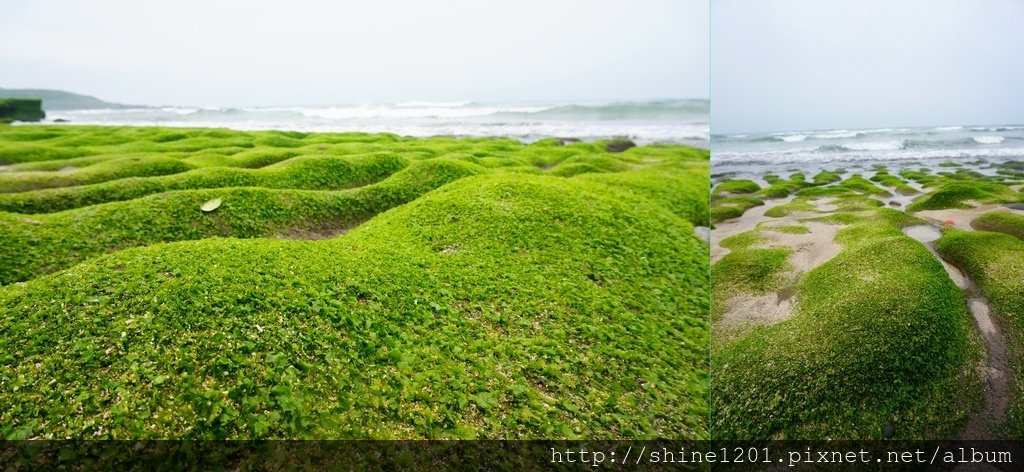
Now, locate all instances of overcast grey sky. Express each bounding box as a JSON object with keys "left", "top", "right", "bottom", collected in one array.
[
  {"left": 0, "top": 0, "right": 707, "bottom": 107},
  {"left": 713, "top": 0, "right": 1024, "bottom": 134}
]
